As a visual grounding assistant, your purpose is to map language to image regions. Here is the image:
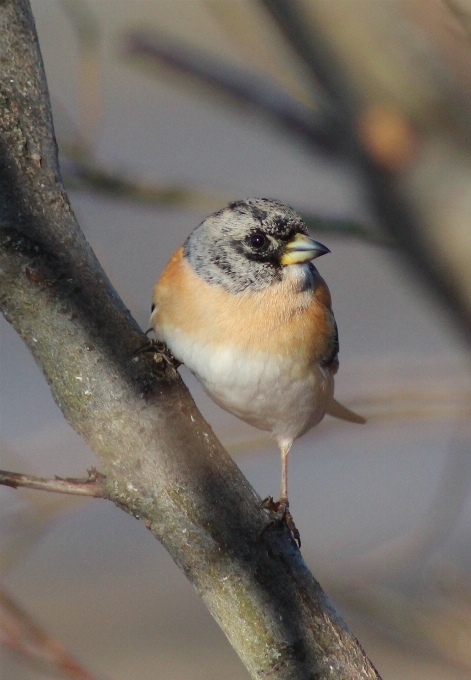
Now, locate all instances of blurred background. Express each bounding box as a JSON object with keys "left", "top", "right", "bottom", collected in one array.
[{"left": 2, "top": 1, "right": 471, "bottom": 678}]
